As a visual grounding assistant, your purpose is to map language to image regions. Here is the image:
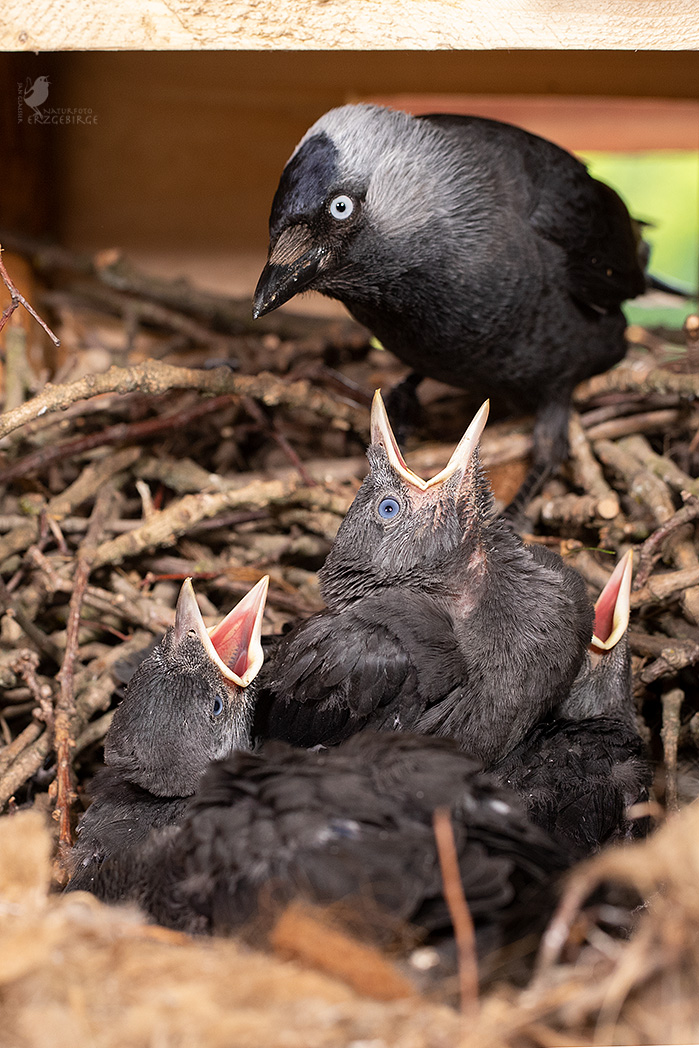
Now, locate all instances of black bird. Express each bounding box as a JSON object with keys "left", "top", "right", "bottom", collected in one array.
[
  {"left": 253, "top": 103, "right": 647, "bottom": 510},
  {"left": 67, "top": 575, "right": 269, "bottom": 891},
  {"left": 86, "top": 731, "right": 572, "bottom": 980},
  {"left": 256, "top": 391, "right": 594, "bottom": 764},
  {"left": 494, "top": 550, "right": 652, "bottom": 856}
]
